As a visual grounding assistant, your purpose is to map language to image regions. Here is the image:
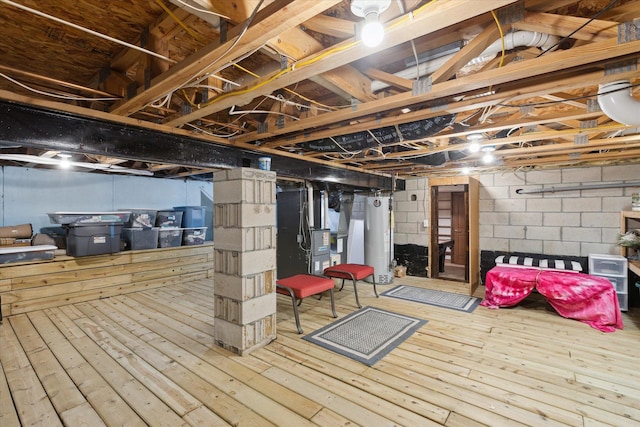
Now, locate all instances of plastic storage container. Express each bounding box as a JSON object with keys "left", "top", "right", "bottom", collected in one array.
[
  {"left": 123, "top": 209, "right": 157, "bottom": 228},
  {"left": 122, "top": 227, "right": 159, "bottom": 250},
  {"left": 48, "top": 211, "right": 130, "bottom": 225},
  {"left": 589, "top": 254, "right": 627, "bottom": 275},
  {"left": 155, "top": 210, "right": 183, "bottom": 228},
  {"left": 65, "top": 223, "right": 123, "bottom": 256},
  {"left": 182, "top": 227, "right": 207, "bottom": 245},
  {"left": 588, "top": 253, "right": 628, "bottom": 311},
  {"left": 173, "top": 206, "right": 206, "bottom": 228},
  {"left": 158, "top": 228, "right": 183, "bottom": 248},
  {"left": 0, "top": 245, "right": 57, "bottom": 264}
]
